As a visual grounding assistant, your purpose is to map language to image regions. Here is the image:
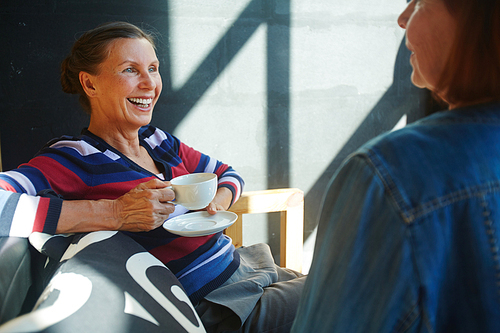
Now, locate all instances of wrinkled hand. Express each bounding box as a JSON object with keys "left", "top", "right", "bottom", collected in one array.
[{"left": 113, "top": 179, "right": 175, "bottom": 232}]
